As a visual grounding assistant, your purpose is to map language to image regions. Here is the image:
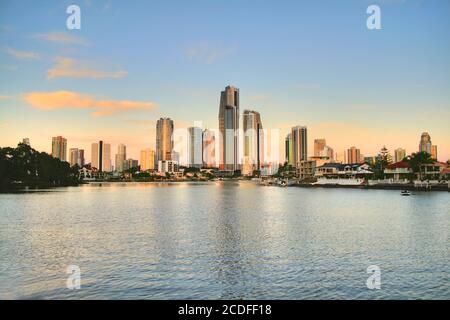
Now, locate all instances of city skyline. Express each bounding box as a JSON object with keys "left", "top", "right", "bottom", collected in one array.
[
  {"left": 0, "top": 0, "right": 449, "bottom": 162},
  {"left": 4, "top": 97, "right": 448, "bottom": 170}
]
